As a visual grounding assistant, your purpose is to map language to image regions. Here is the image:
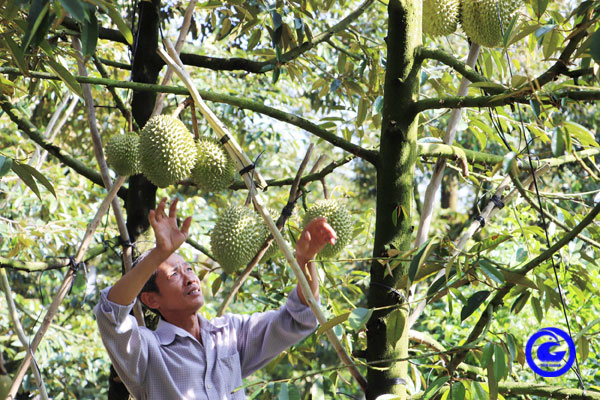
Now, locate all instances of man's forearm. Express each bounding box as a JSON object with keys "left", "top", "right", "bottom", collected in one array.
[
  {"left": 296, "top": 256, "right": 319, "bottom": 306},
  {"left": 107, "top": 248, "right": 170, "bottom": 305}
]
